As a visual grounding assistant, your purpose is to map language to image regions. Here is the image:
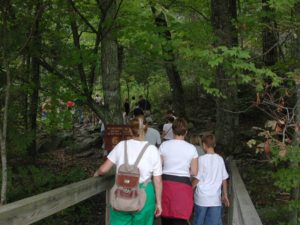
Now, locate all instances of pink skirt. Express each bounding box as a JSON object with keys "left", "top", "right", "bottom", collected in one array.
[{"left": 161, "top": 174, "right": 193, "bottom": 220}]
